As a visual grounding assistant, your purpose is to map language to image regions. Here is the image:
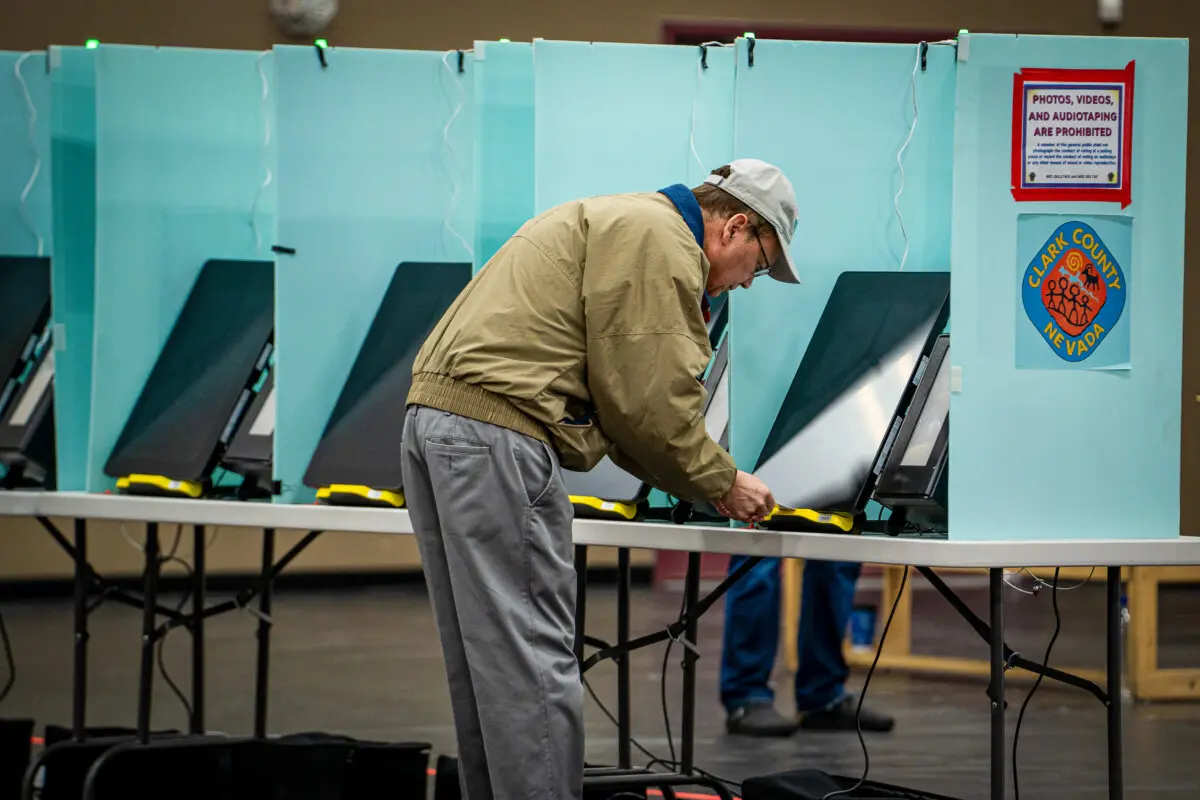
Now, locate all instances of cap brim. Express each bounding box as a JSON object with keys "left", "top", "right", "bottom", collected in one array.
[{"left": 768, "top": 235, "right": 801, "bottom": 285}]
